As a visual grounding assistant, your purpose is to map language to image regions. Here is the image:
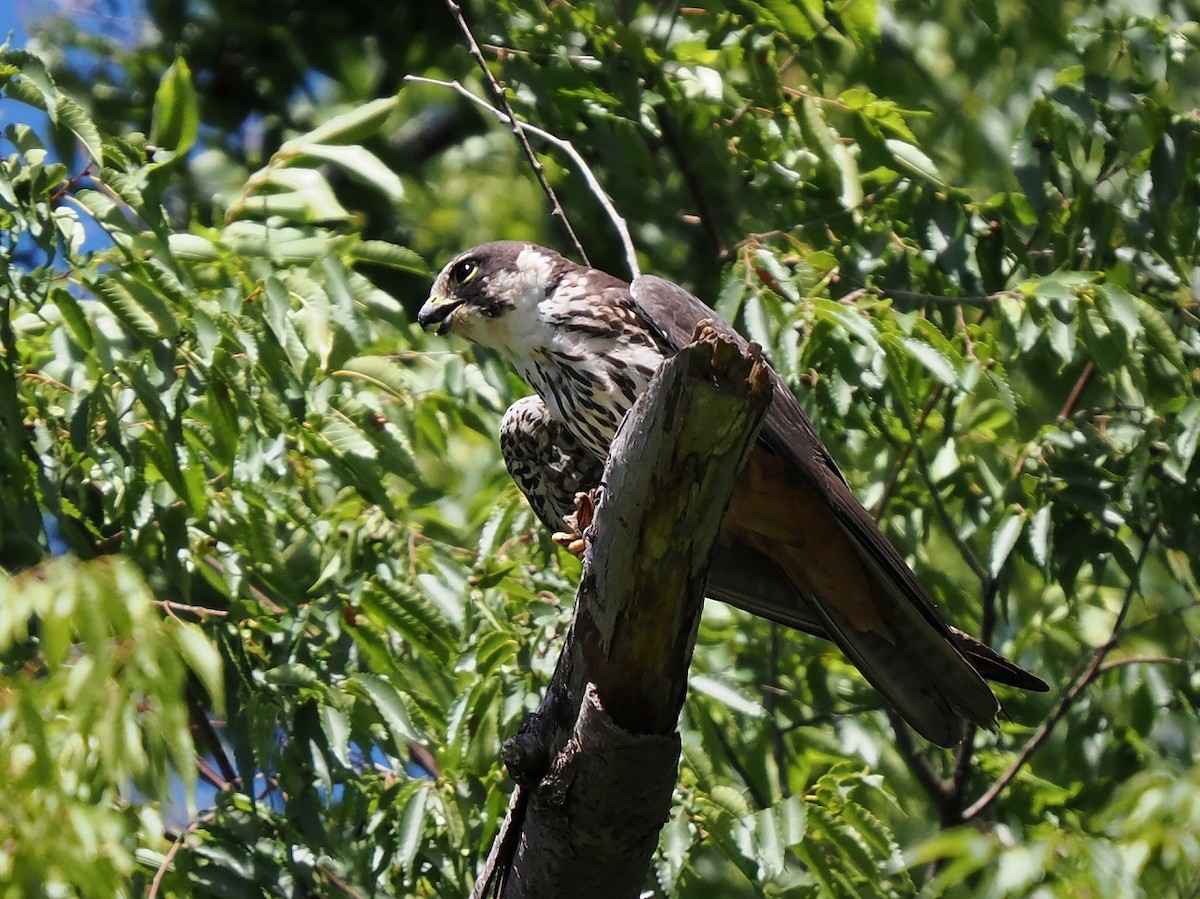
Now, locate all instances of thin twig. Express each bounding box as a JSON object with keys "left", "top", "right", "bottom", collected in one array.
[
  {"left": 440, "top": 1, "right": 590, "bottom": 267},
  {"left": 149, "top": 827, "right": 190, "bottom": 898},
  {"left": 1010, "top": 357, "right": 1097, "bottom": 488},
  {"left": 883, "top": 288, "right": 1016, "bottom": 308},
  {"left": 871, "top": 384, "right": 944, "bottom": 520},
  {"left": 884, "top": 708, "right": 956, "bottom": 824},
  {"left": 891, "top": 399, "right": 990, "bottom": 585},
  {"left": 149, "top": 809, "right": 217, "bottom": 898},
  {"left": 655, "top": 105, "right": 728, "bottom": 261},
  {"left": 1056, "top": 361, "right": 1095, "bottom": 425},
  {"left": 961, "top": 522, "right": 1159, "bottom": 821},
  {"left": 1095, "top": 655, "right": 1189, "bottom": 674},
  {"left": 766, "top": 626, "right": 790, "bottom": 798},
  {"left": 405, "top": 75, "right": 640, "bottom": 278},
  {"left": 154, "top": 599, "right": 229, "bottom": 618}
]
